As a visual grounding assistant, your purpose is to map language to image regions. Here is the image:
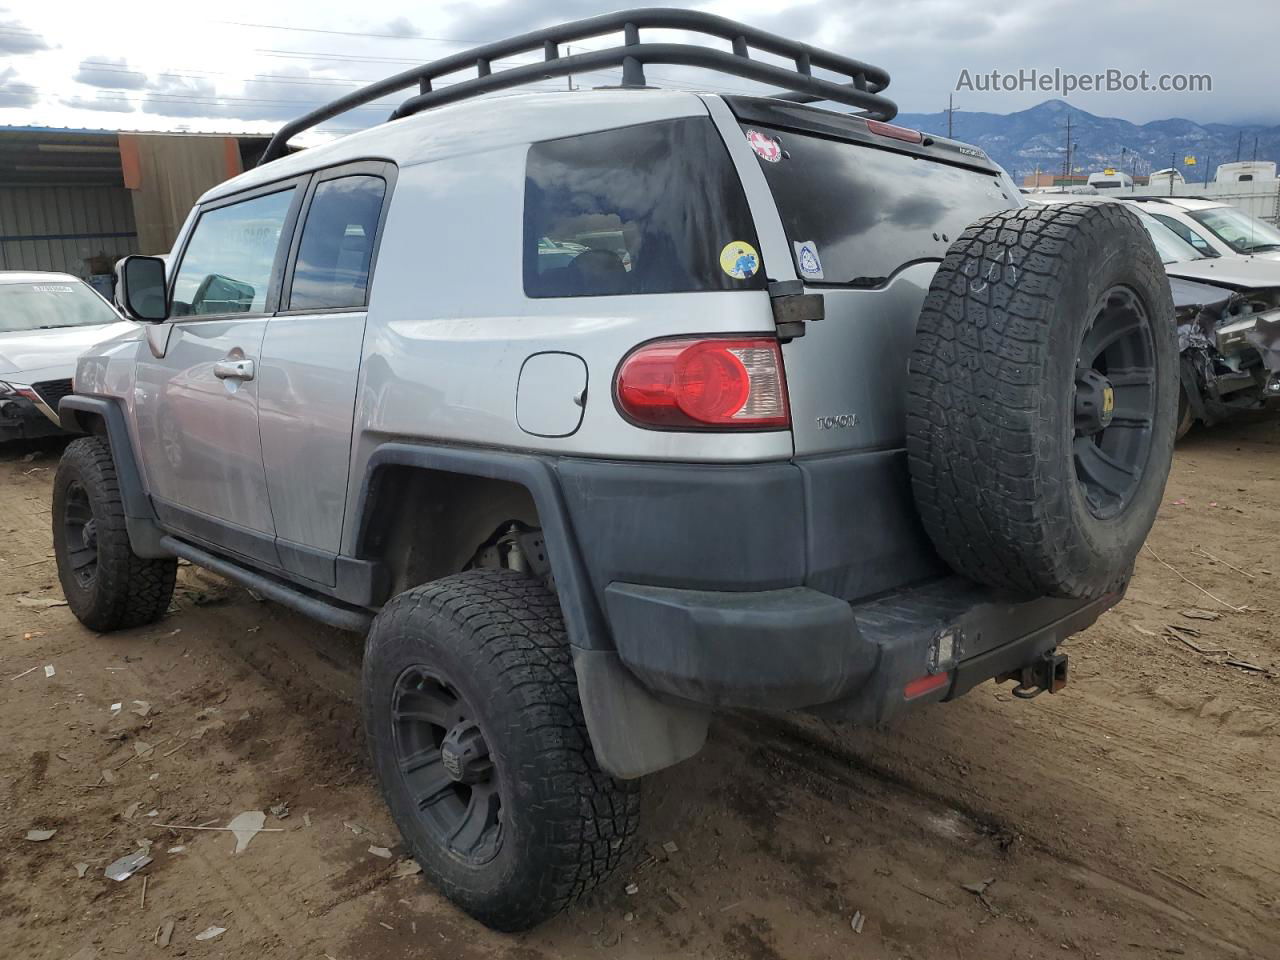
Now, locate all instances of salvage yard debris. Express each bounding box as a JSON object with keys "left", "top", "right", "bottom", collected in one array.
[
  {"left": 1192, "top": 547, "right": 1255, "bottom": 581},
  {"left": 1180, "top": 608, "right": 1221, "bottom": 621},
  {"left": 391, "top": 859, "right": 422, "bottom": 879},
  {"left": 1163, "top": 625, "right": 1275, "bottom": 675},
  {"left": 104, "top": 849, "right": 152, "bottom": 882},
  {"left": 15, "top": 595, "right": 68, "bottom": 608},
  {"left": 1143, "top": 544, "right": 1246, "bottom": 612},
  {"left": 227, "top": 810, "right": 267, "bottom": 854}
]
